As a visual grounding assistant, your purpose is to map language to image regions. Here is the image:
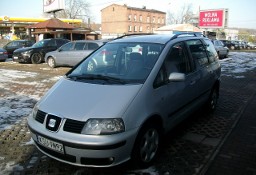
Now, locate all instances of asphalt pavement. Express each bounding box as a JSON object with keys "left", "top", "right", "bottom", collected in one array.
[{"left": 202, "top": 70, "right": 256, "bottom": 175}]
